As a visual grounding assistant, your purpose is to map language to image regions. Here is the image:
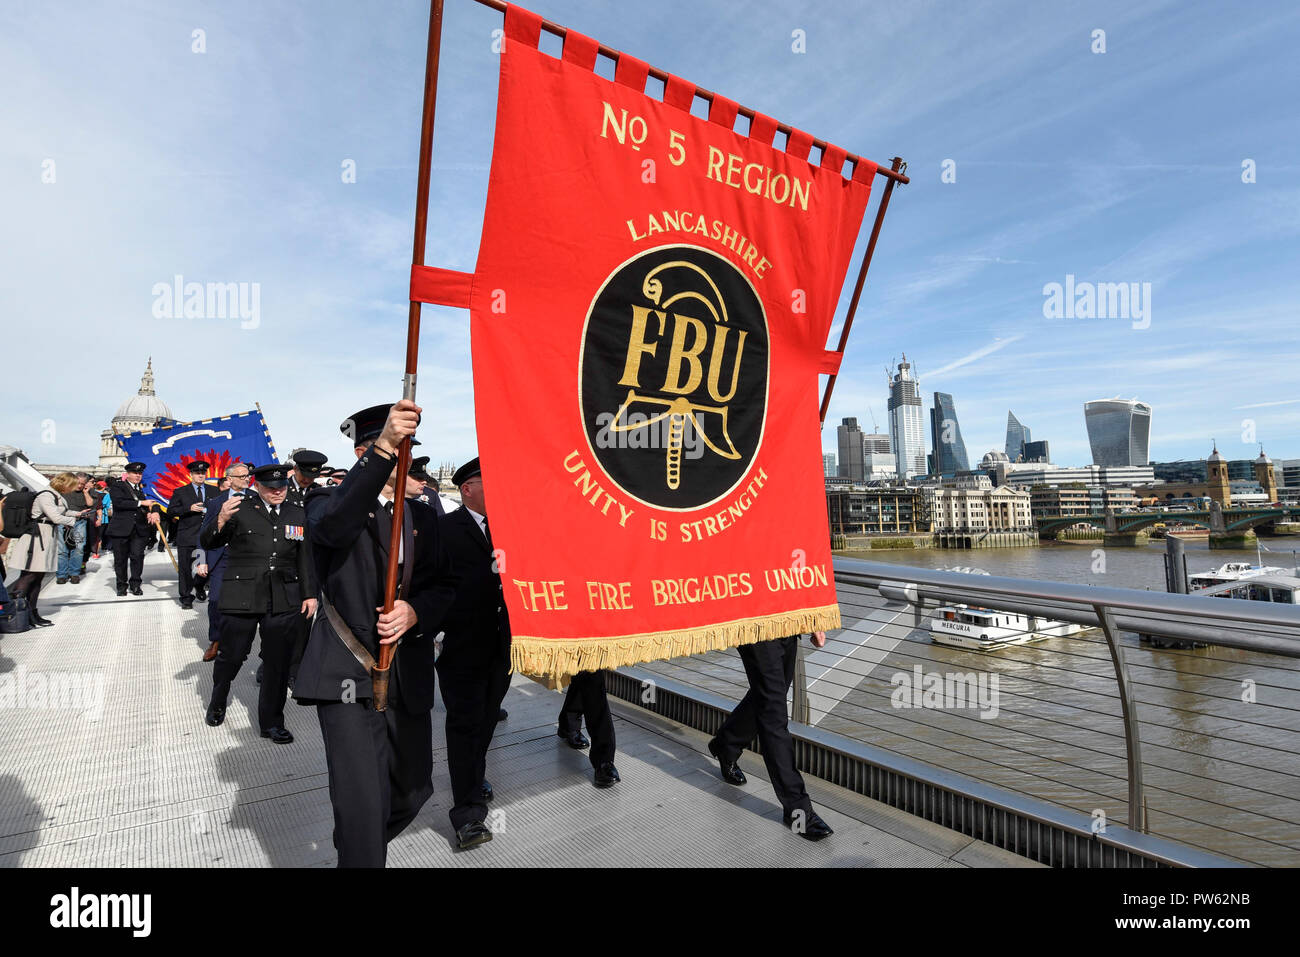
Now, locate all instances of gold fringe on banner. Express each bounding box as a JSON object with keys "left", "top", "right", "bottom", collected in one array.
[{"left": 510, "top": 603, "right": 842, "bottom": 688}]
